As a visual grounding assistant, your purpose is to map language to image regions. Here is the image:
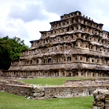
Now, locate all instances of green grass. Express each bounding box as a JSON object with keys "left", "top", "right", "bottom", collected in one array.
[
  {"left": 15, "top": 76, "right": 109, "bottom": 85},
  {"left": 0, "top": 92, "right": 93, "bottom": 109}
]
